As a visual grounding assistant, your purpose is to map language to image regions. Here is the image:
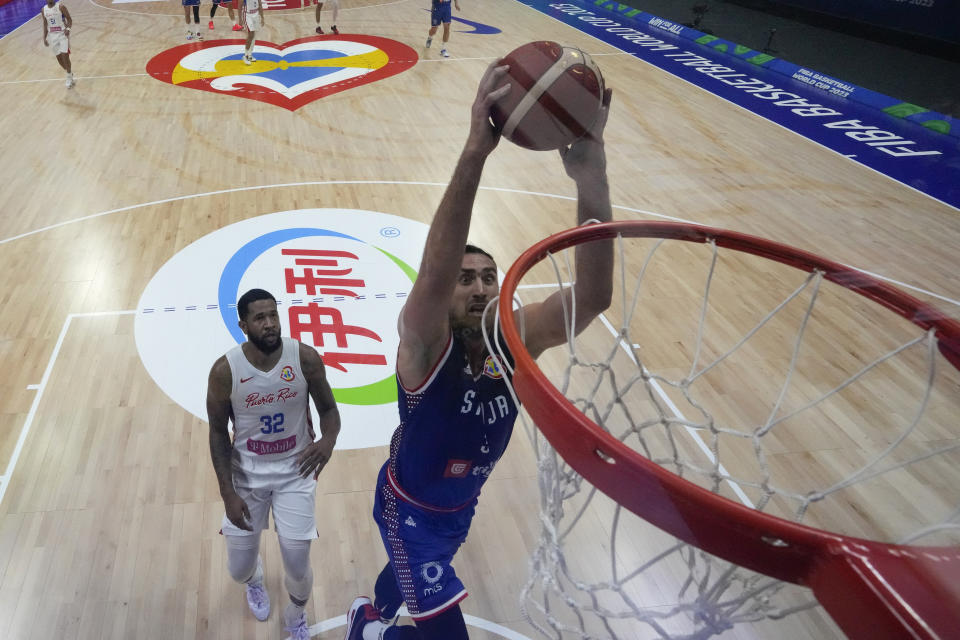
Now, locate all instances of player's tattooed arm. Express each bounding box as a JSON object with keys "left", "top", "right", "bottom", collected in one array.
[
  {"left": 298, "top": 342, "right": 340, "bottom": 479},
  {"left": 206, "top": 356, "right": 252, "bottom": 530}
]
